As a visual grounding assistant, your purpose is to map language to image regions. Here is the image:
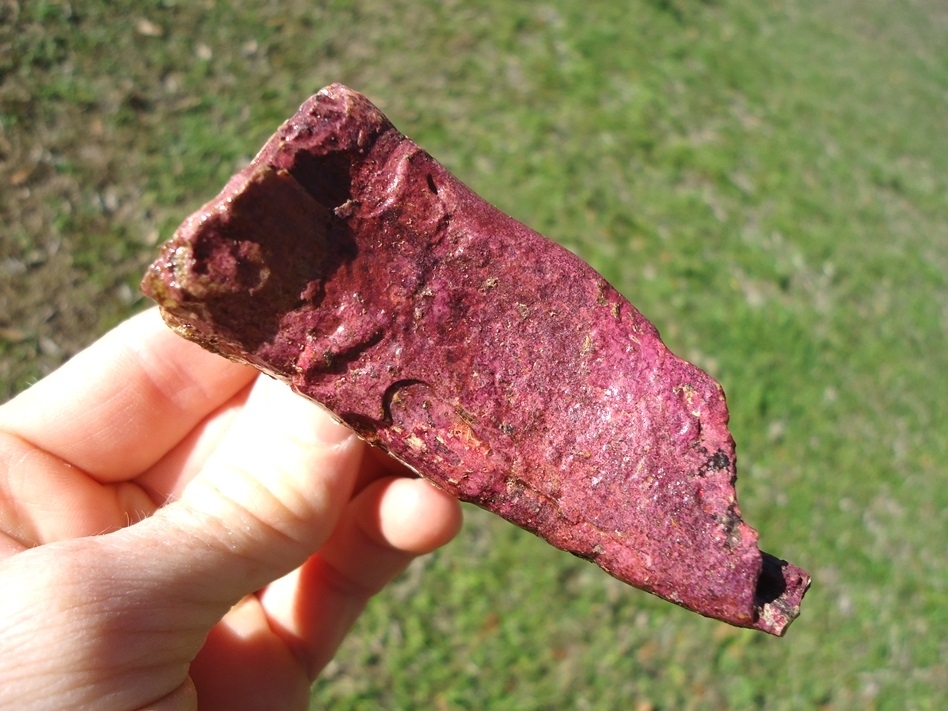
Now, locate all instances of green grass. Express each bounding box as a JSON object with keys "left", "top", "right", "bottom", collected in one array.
[{"left": 2, "top": 0, "right": 946, "bottom": 708}]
